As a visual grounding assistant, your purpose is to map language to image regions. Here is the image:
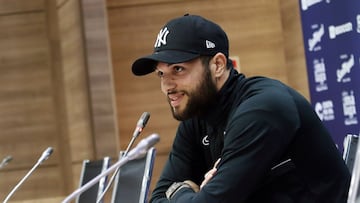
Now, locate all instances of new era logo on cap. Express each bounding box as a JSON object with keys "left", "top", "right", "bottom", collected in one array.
[{"left": 206, "top": 40, "right": 216, "bottom": 48}]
